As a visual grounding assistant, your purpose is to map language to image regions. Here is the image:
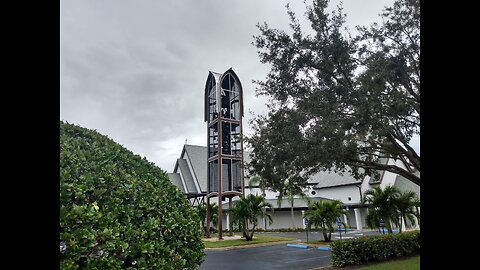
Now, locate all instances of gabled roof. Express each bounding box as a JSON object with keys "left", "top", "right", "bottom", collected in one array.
[
  {"left": 311, "top": 169, "right": 361, "bottom": 189},
  {"left": 183, "top": 144, "right": 208, "bottom": 193},
  {"left": 167, "top": 173, "right": 185, "bottom": 193},
  {"left": 173, "top": 144, "right": 251, "bottom": 195},
  {"left": 176, "top": 158, "right": 198, "bottom": 193},
  {"left": 168, "top": 144, "right": 373, "bottom": 195}
]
